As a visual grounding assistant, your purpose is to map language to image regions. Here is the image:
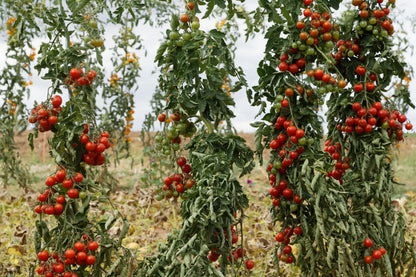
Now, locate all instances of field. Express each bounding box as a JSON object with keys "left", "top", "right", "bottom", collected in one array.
[{"left": 1, "top": 132, "right": 416, "bottom": 276}]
